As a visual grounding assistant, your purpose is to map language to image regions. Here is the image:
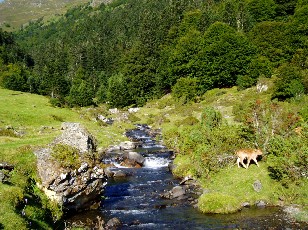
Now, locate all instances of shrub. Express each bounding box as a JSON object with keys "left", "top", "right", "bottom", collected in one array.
[
  {"left": 50, "top": 114, "right": 64, "bottom": 122},
  {"left": 175, "top": 116, "right": 199, "bottom": 126},
  {"left": 200, "top": 106, "right": 222, "bottom": 129},
  {"left": 49, "top": 97, "right": 64, "bottom": 107},
  {"left": 198, "top": 193, "right": 241, "bottom": 214},
  {"left": 171, "top": 77, "right": 198, "bottom": 104},
  {"left": 267, "top": 135, "right": 308, "bottom": 187},
  {"left": 51, "top": 144, "right": 81, "bottom": 169},
  {"left": 236, "top": 75, "right": 257, "bottom": 90},
  {"left": 127, "top": 113, "right": 141, "bottom": 123},
  {"left": 0, "top": 128, "right": 18, "bottom": 137}
]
